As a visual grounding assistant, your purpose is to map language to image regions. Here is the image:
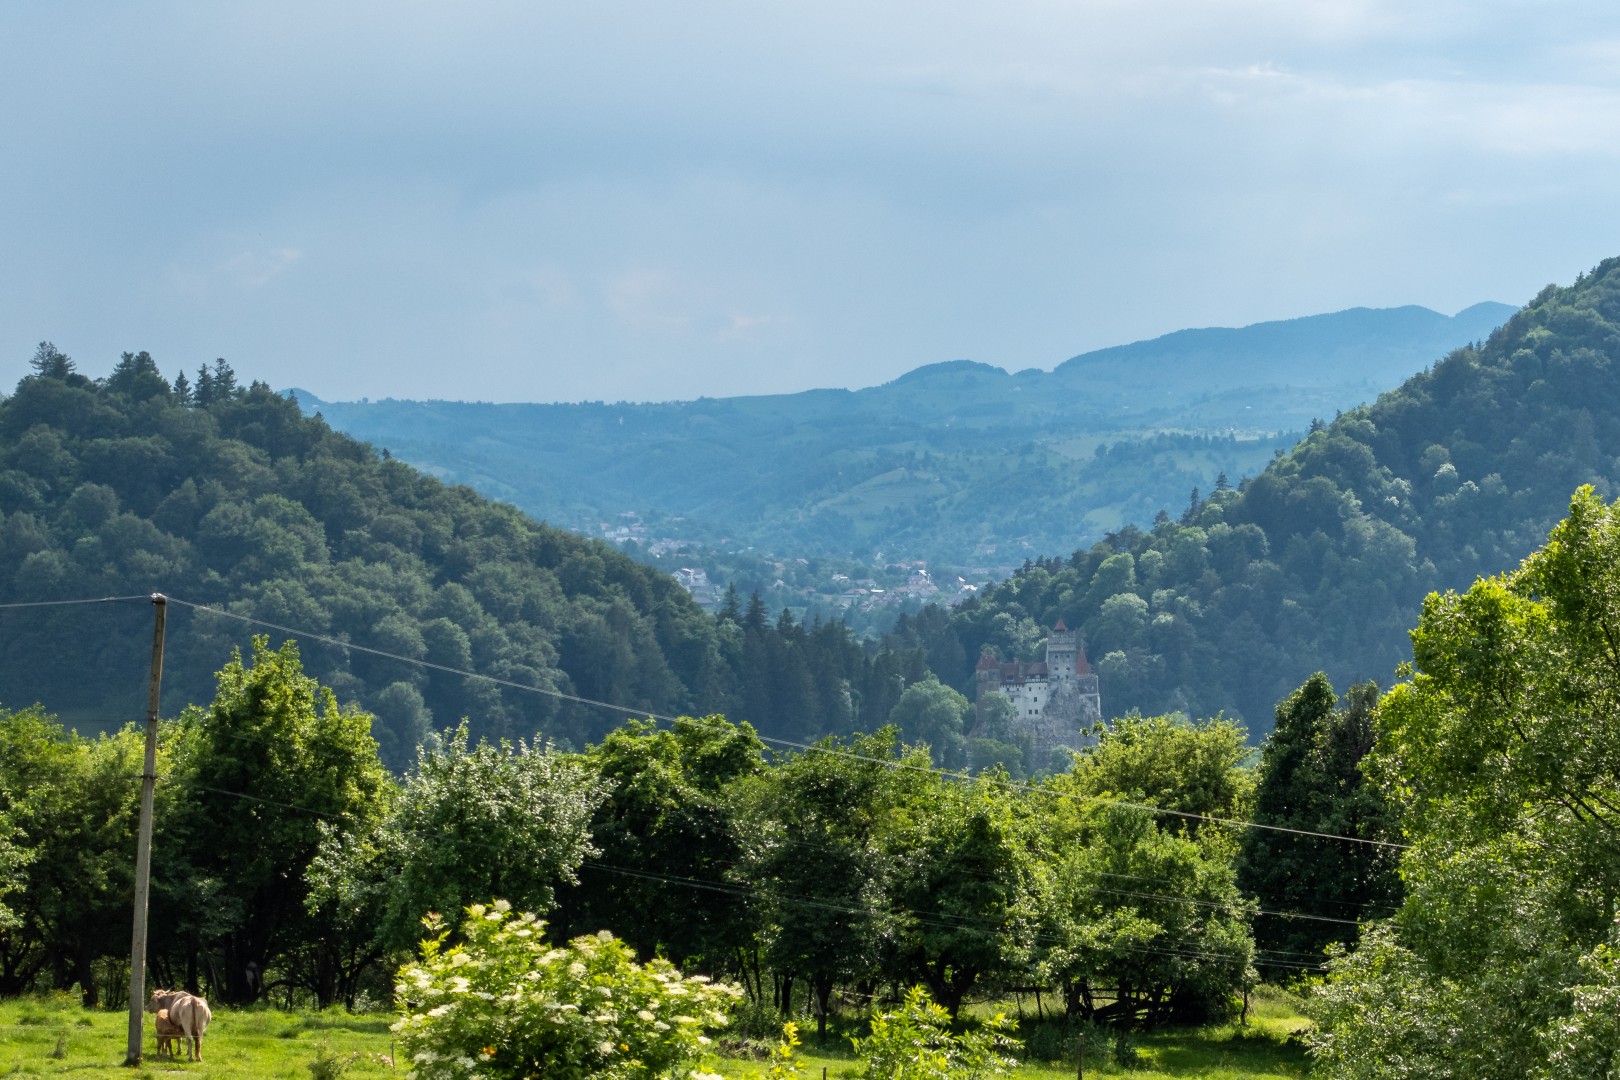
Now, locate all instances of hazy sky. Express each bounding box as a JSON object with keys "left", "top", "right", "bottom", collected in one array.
[{"left": 3, "top": 1, "right": 1617, "bottom": 403}]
